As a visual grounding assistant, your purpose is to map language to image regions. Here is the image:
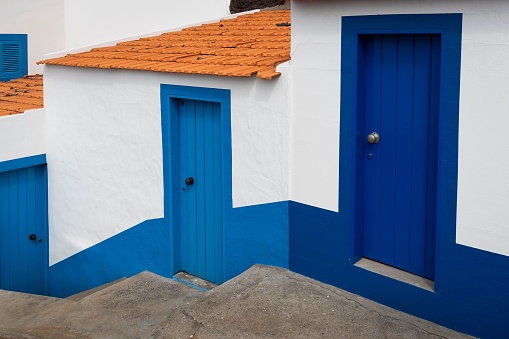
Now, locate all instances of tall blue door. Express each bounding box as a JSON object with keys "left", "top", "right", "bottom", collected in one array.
[
  {"left": 0, "top": 164, "right": 48, "bottom": 294},
  {"left": 179, "top": 98, "right": 223, "bottom": 284},
  {"left": 359, "top": 34, "right": 440, "bottom": 280}
]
